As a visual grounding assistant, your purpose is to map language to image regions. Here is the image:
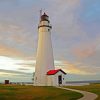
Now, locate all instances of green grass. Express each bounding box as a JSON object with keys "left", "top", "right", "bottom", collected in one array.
[
  {"left": 65, "top": 83, "right": 100, "bottom": 100},
  {"left": 0, "top": 85, "right": 83, "bottom": 100}
]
